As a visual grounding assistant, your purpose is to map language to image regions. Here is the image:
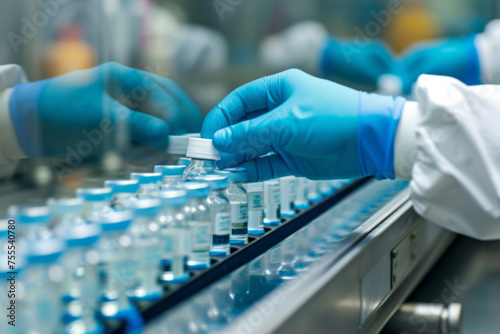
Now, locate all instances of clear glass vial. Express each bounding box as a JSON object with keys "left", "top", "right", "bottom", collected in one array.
[
  {"left": 215, "top": 168, "right": 249, "bottom": 245},
  {"left": 194, "top": 175, "right": 231, "bottom": 256},
  {"left": 130, "top": 173, "right": 162, "bottom": 198},
  {"left": 280, "top": 176, "right": 297, "bottom": 218},
  {"left": 263, "top": 180, "right": 281, "bottom": 226},
  {"left": 76, "top": 187, "right": 113, "bottom": 222},
  {"left": 60, "top": 222, "right": 102, "bottom": 333},
  {"left": 243, "top": 182, "right": 265, "bottom": 235},
  {"left": 104, "top": 179, "right": 140, "bottom": 210},
  {"left": 183, "top": 137, "right": 221, "bottom": 181},
  {"left": 294, "top": 177, "right": 310, "bottom": 210},
  {"left": 21, "top": 238, "right": 66, "bottom": 334},
  {"left": 156, "top": 189, "right": 191, "bottom": 284},
  {"left": 47, "top": 198, "right": 86, "bottom": 234},
  {"left": 128, "top": 198, "right": 163, "bottom": 301},
  {"left": 307, "top": 180, "right": 323, "bottom": 202},
  {"left": 180, "top": 182, "right": 212, "bottom": 269},
  {"left": 155, "top": 165, "right": 187, "bottom": 189},
  {"left": 97, "top": 210, "right": 136, "bottom": 317}
]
